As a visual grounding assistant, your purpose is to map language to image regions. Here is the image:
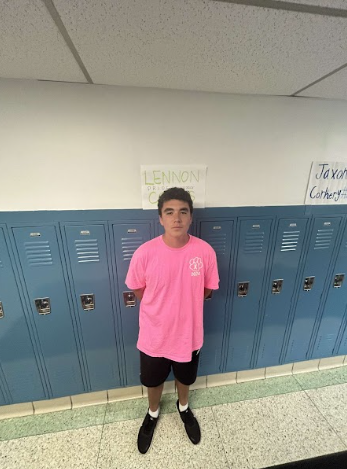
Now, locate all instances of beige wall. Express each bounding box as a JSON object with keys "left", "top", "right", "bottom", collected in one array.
[{"left": 1, "top": 78, "right": 347, "bottom": 211}]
